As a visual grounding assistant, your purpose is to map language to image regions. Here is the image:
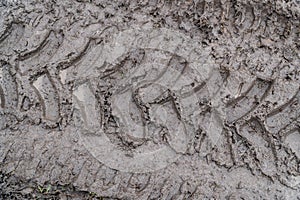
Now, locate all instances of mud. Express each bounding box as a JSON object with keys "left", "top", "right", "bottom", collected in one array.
[{"left": 0, "top": 0, "right": 300, "bottom": 199}]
